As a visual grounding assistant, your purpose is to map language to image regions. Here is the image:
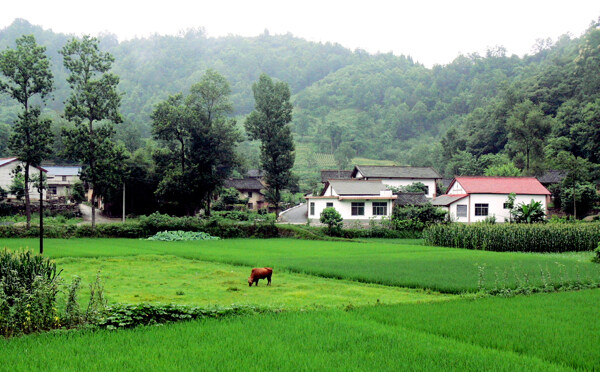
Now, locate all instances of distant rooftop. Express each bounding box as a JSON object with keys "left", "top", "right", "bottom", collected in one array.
[
  {"left": 246, "top": 169, "right": 264, "bottom": 178},
  {"left": 0, "top": 157, "right": 17, "bottom": 167},
  {"left": 537, "top": 170, "right": 567, "bottom": 185},
  {"left": 320, "top": 169, "right": 352, "bottom": 183},
  {"left": 45, "top": 166, "right": 81, "bottom": 176},
  {"left": 224, "top": 178, "right": 264, "bottom": 191},
  {"left": 395, "top": 192, "right": 428, "bottom": 206},
  {"left": 352, "top": 165, "right": 441, "bottom": 179}
]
